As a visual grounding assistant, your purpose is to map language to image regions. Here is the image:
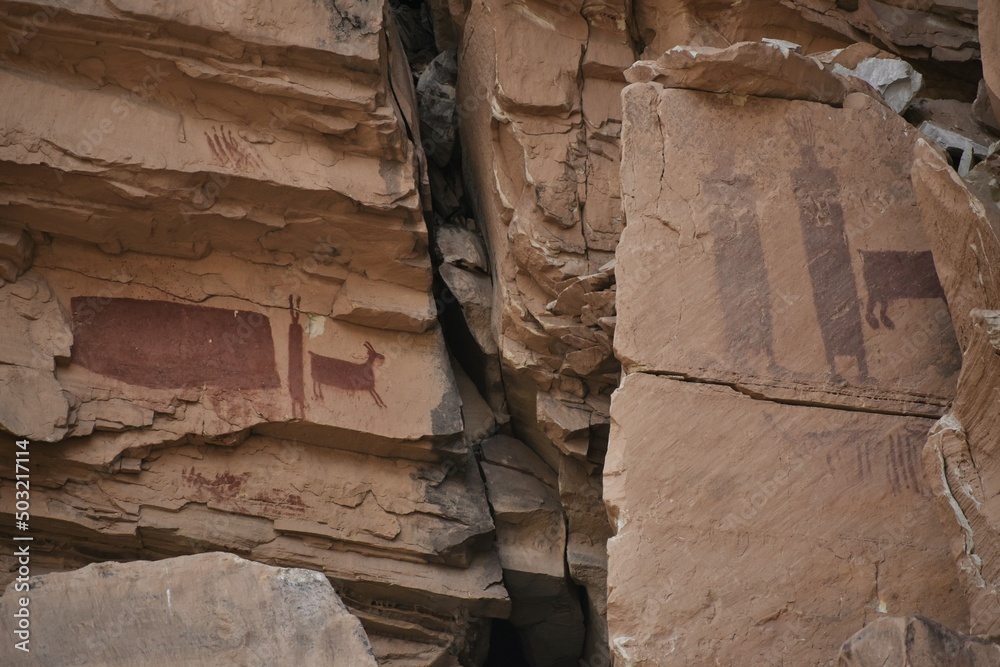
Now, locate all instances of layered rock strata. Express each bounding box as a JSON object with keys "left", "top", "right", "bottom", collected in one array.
[
  {"left": 0, "top": 1, "right": 508, "bottom": 661},
  {"left": 782, "top": 0, "right": 980, "bottom": 63},
  {"left": 1, "top": 0, "right": 999, "bottom": 663},
  {"left": 454, "top": 0, "right": 630, "bottom": 658}
]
